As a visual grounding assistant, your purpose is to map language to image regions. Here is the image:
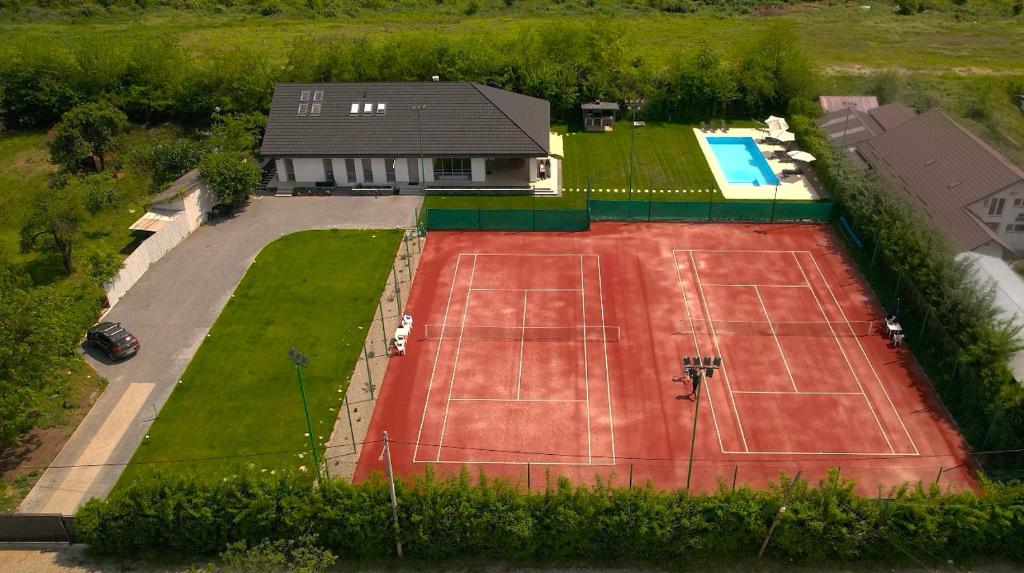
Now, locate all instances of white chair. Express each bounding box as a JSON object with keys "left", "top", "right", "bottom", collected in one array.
[
  {"left": 392, "top": 337, "right": 406, "bottom": 356},
  {"left": 402, "top": 314, "right": 414, "bottom": 329},
  {"left": 395, "top": 325, "right": 410, "bottom": 341}
]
